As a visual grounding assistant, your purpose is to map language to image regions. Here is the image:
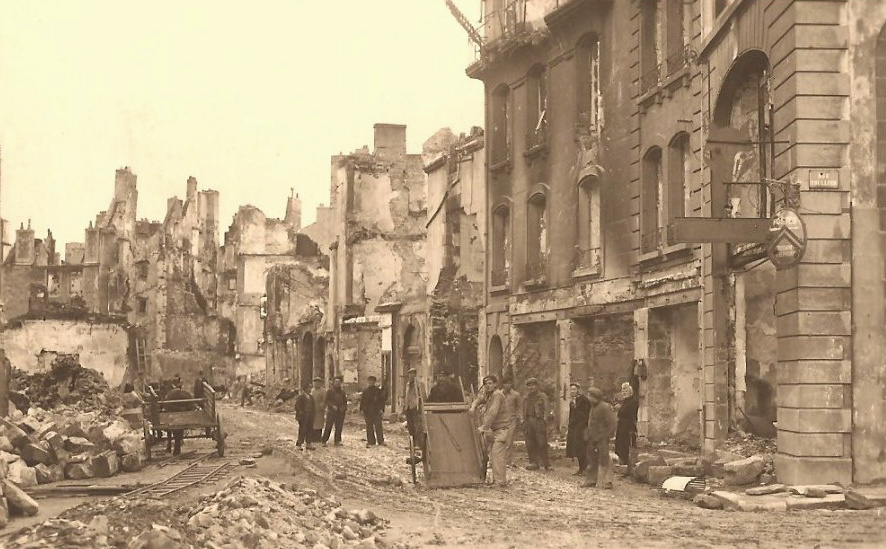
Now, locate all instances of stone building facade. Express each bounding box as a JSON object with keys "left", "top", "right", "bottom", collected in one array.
[
  {"left": 466, "top": 0, "right": 886, "bottom": 484},
  {"left": 325, "top": 124, "right": 428, "bottom": 409}
]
